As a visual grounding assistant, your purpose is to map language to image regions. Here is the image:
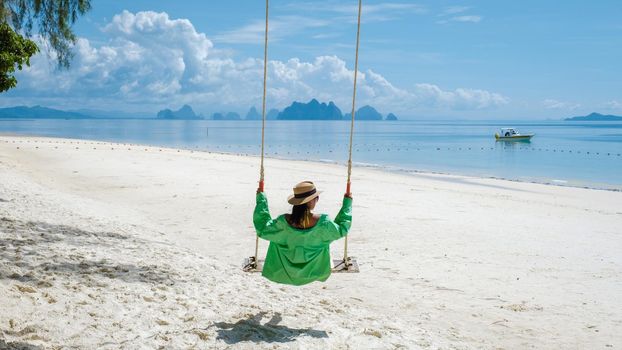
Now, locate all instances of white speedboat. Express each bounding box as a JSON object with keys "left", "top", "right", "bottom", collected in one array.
[{"left": 495, "top": 128, "right": 534, "bottom": 141}]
